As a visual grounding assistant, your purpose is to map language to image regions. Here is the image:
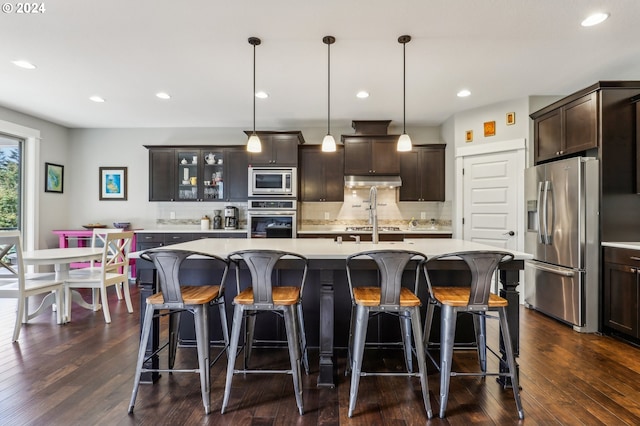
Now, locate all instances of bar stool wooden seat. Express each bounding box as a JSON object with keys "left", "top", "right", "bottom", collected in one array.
[
  {"left": 345, "top": 249, "right": 432, "bottom": 419},
  {"left": 128, "top": 250, "right": 229, "bottom": 415},
  {"left": 422, "top": 251, "right": 524, "bottom": 419},
  {"left": 221, "top": 249, "right": 308, "bottom": 415}
]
